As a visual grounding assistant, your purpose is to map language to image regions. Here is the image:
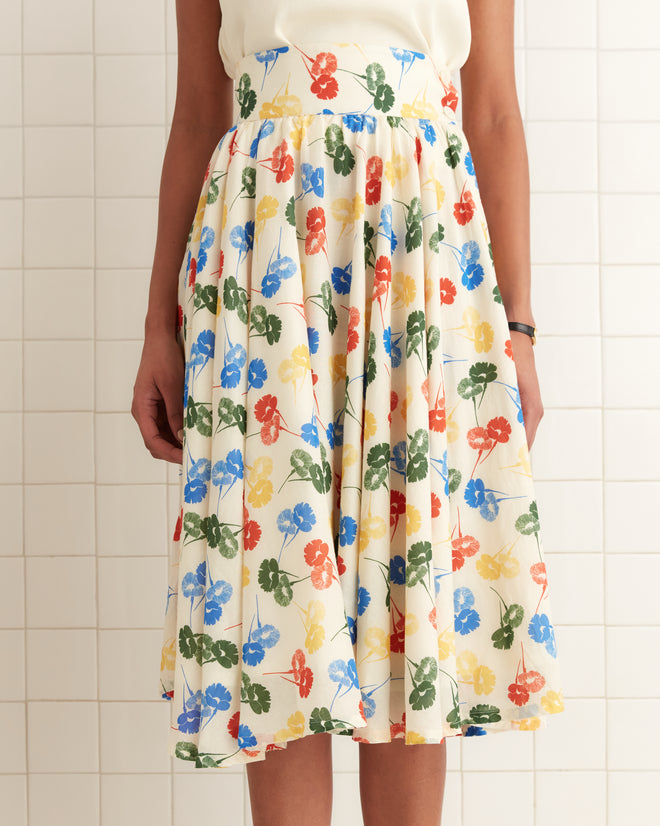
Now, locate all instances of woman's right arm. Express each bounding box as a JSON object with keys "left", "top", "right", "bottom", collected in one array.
[{"left": 132, "top": 0, "right": 234, "bottom": 464}]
